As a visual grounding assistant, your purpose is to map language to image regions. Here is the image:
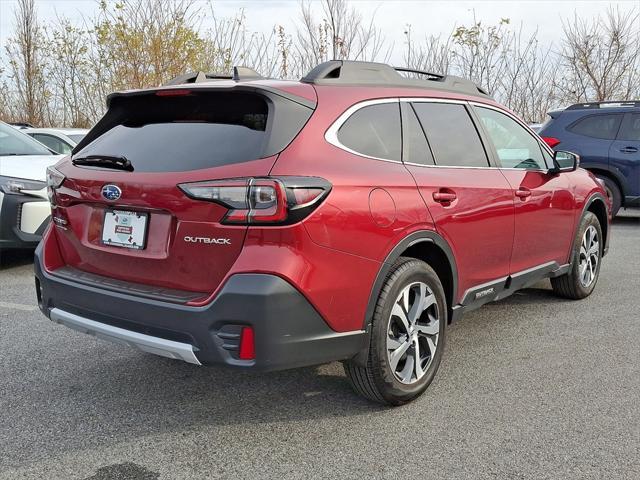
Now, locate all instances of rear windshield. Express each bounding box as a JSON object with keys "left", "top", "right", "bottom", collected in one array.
[{"left": 75, "top": 92, "right": 271, "bottom": 172}]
